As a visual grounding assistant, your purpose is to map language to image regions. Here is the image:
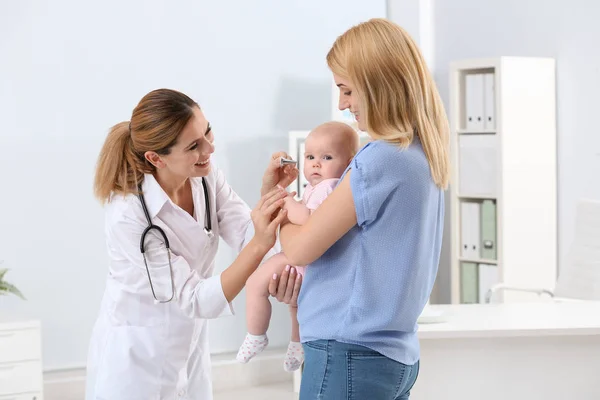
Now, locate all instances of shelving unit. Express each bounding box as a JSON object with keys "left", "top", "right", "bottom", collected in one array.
[{"left": 449, "top": 57, "right": 558, "bottom": 304}]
